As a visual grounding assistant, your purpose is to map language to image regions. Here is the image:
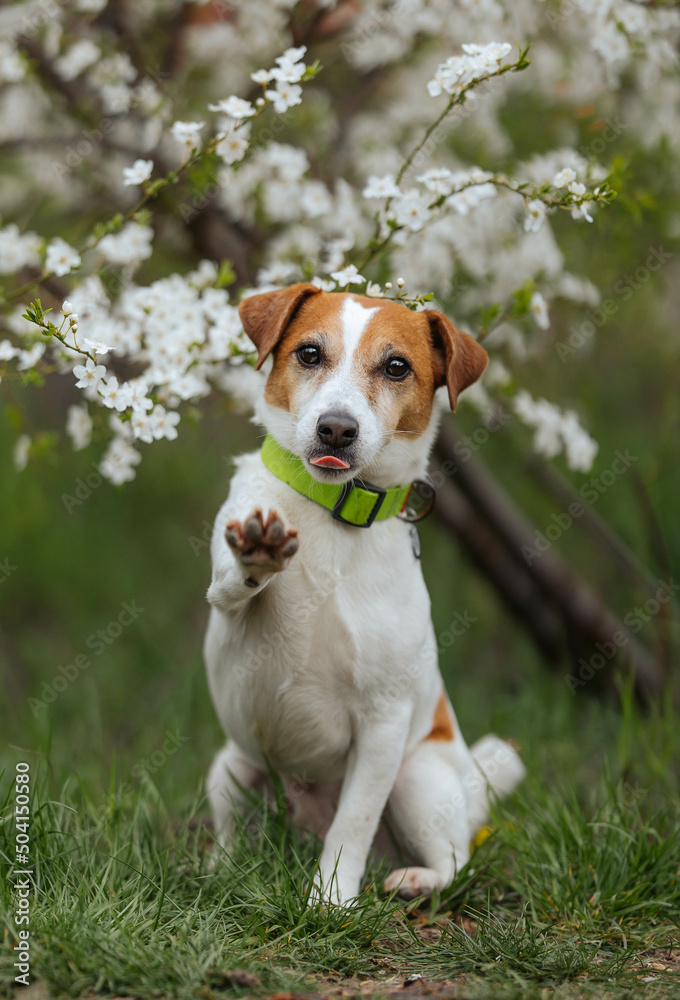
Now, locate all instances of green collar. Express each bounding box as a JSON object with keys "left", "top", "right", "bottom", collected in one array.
[{"left": 260, "top": 434, "right": 414, "bottom": 528}]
